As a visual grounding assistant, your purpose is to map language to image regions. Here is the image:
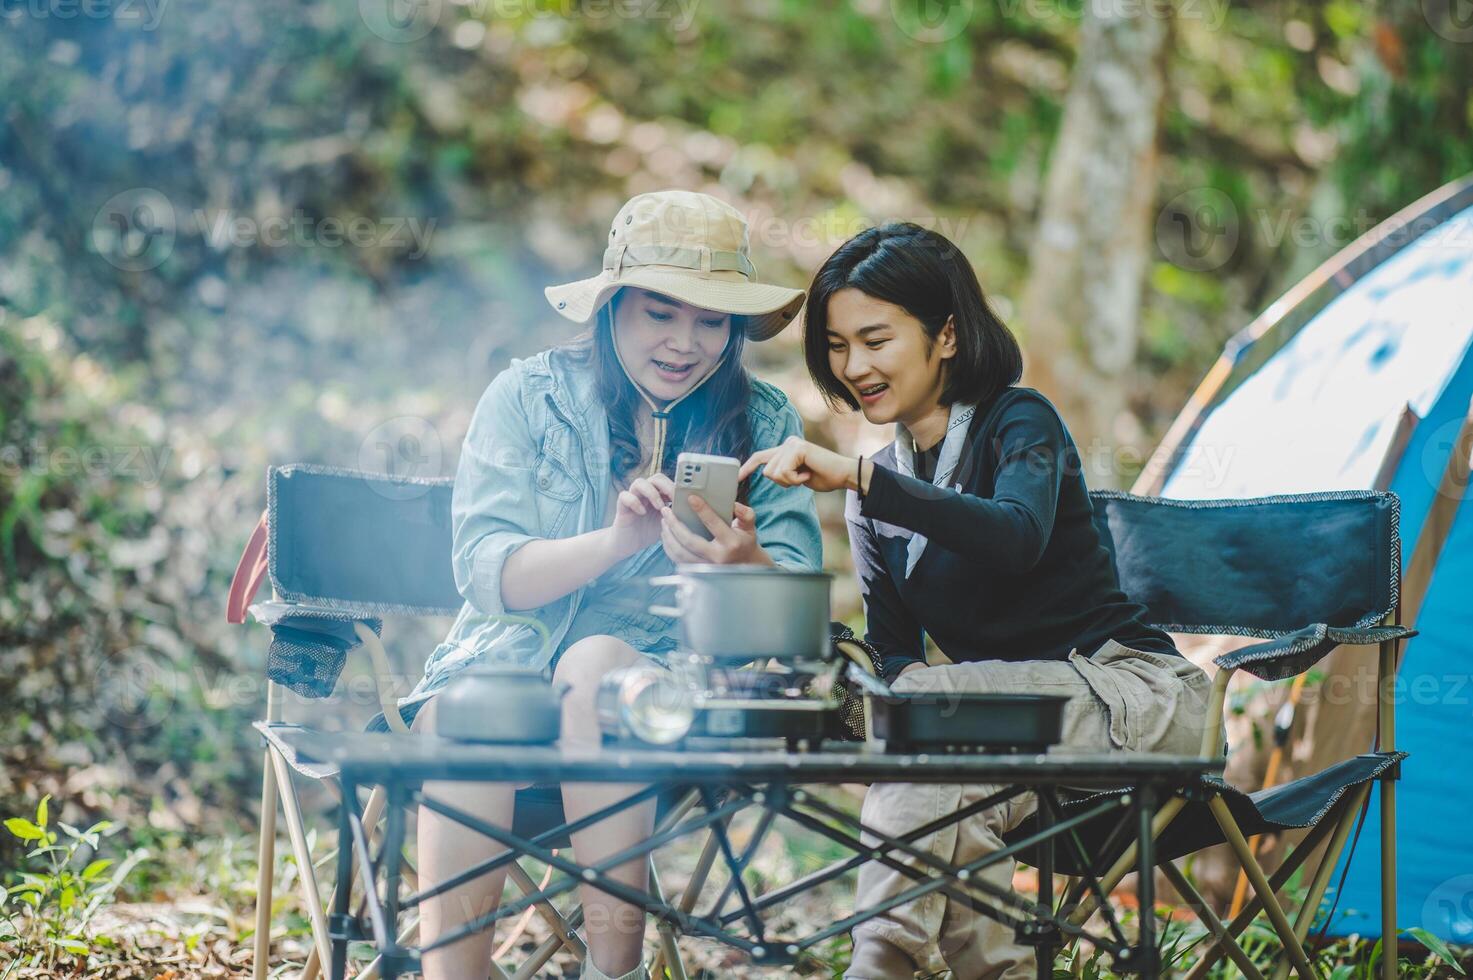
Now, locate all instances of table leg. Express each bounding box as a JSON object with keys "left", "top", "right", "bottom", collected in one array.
[
  {"left": 331, "top": 778, "right": 355, "bottom": 980},
  {"left": 1036, "top": 790, "right": 1056, "bottom": 980},
  {"left": 381, "top": 783, "right": 406, "bottom": 980},
  {"left": 1135, "top": 784, "right": 1157, "bottom": 978}
]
